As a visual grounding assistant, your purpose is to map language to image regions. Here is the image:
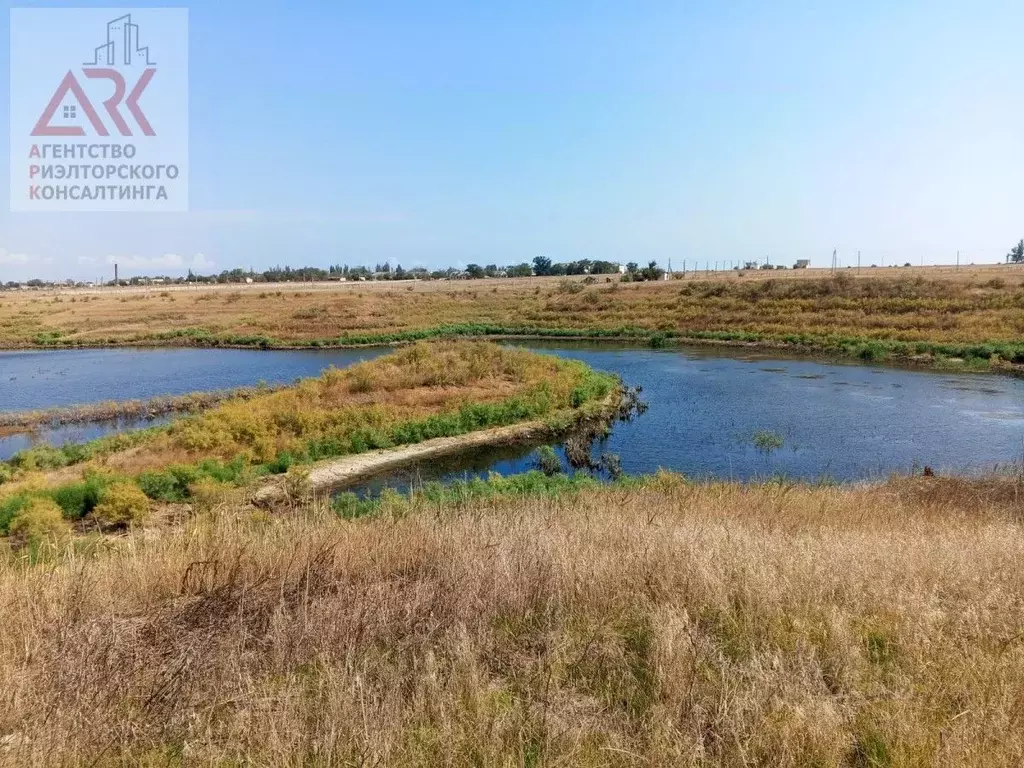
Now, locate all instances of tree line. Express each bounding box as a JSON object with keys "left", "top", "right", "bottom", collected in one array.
[{"left": 2, "top": 255, "right": 669, "bottom": 288}]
